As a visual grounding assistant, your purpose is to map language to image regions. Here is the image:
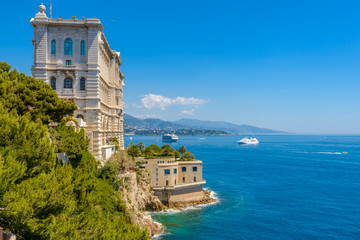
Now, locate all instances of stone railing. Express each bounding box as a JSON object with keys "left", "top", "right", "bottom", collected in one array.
[{"left": 62, "top": 89, "right": 74, "bottom": 95}]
